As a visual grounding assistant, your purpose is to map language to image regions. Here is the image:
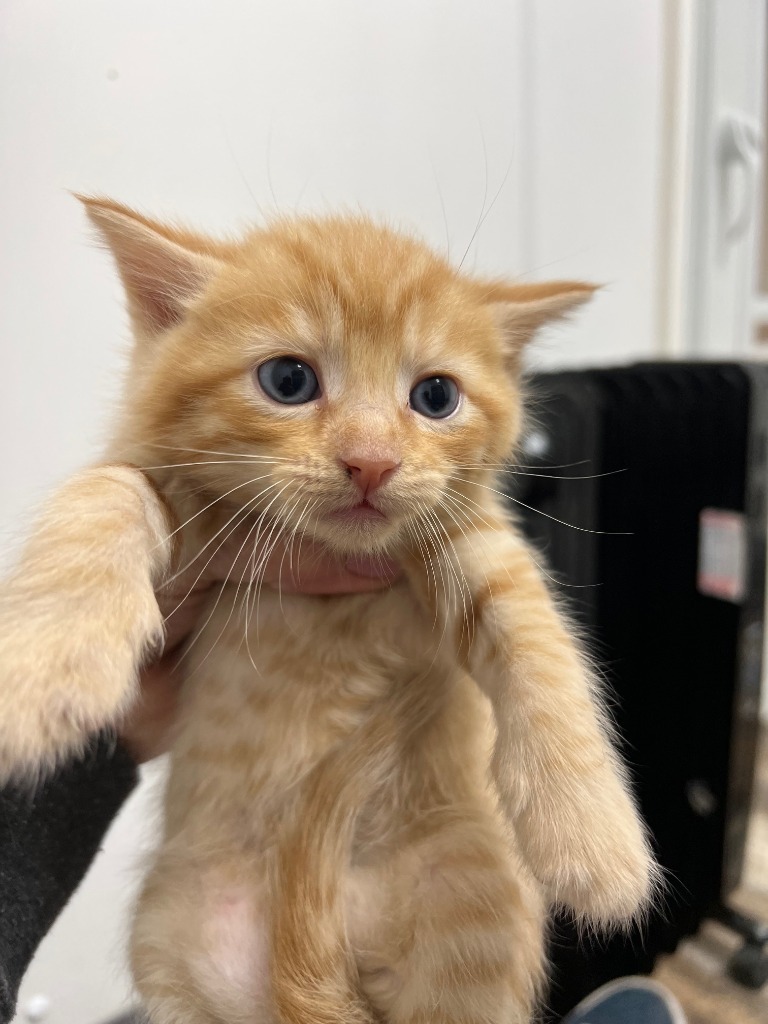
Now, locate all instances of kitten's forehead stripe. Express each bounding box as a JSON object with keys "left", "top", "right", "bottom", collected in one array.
[{"left": 241, "top": 217, "right": 460, "bottom": 334}]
